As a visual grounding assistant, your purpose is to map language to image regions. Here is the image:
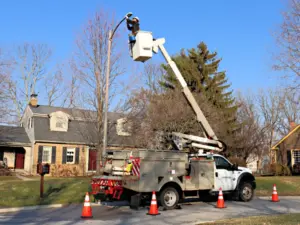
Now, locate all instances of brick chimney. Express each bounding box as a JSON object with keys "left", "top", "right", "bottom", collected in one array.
[
  {"left": 289, "top": 121, "right": 297, "bottom": 131},
  {"left": 29, "top": 94, "right": 38, "bottom": 107}
]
